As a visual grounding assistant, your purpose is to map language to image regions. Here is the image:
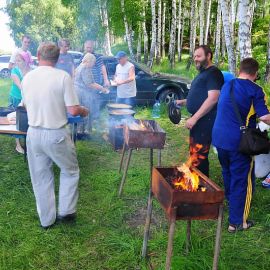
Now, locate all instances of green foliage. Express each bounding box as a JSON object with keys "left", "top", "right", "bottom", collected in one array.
[{"left": 5, "top": 0, "right": 77, "bottom": 54}]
